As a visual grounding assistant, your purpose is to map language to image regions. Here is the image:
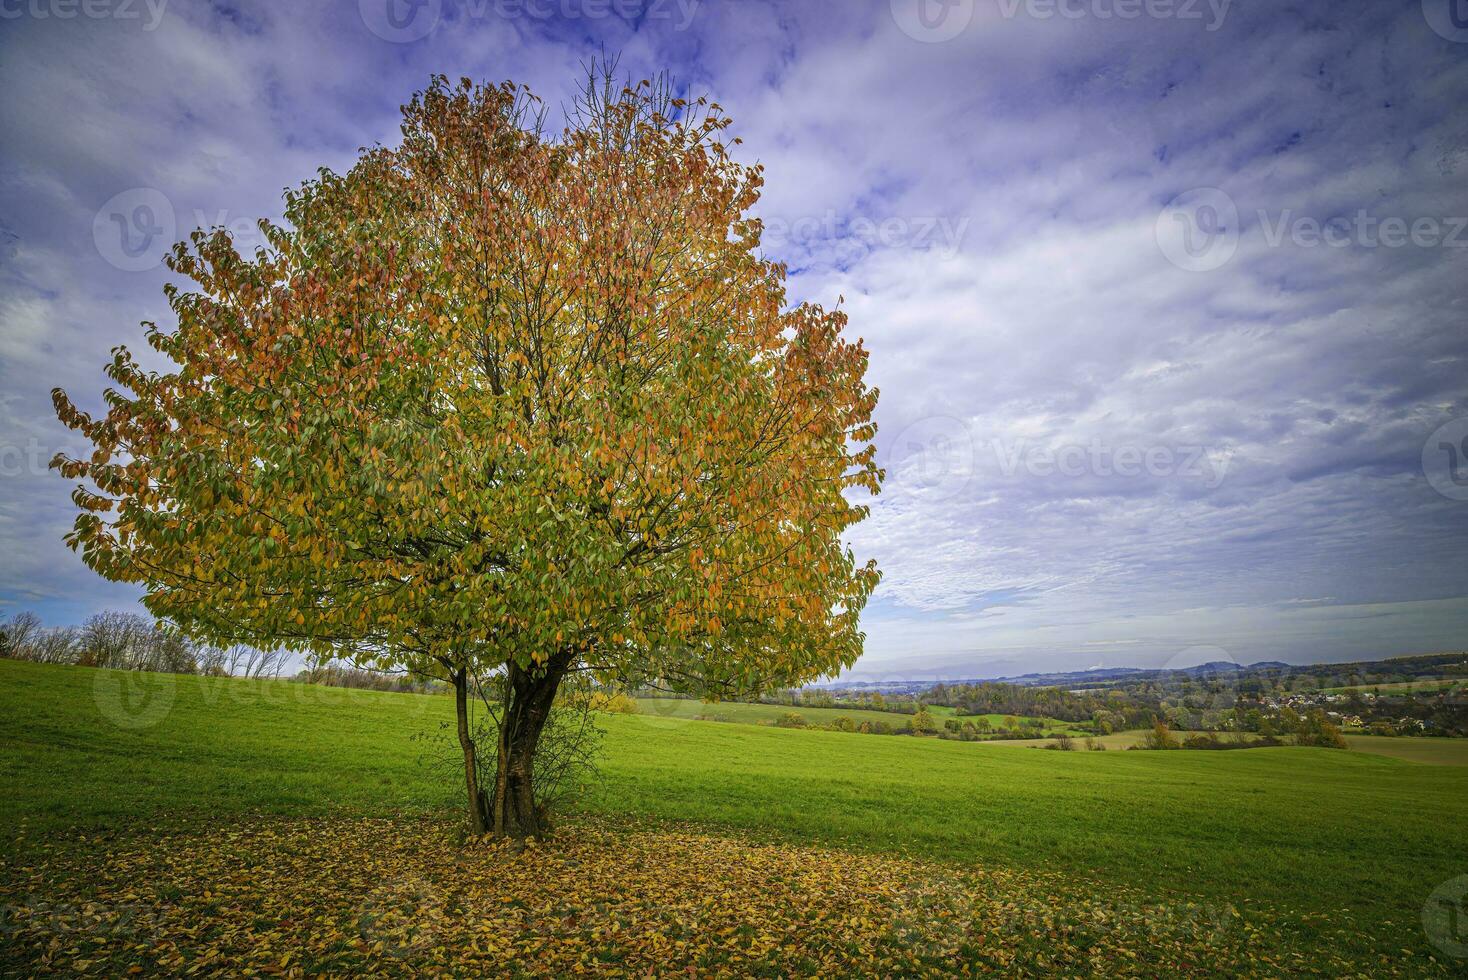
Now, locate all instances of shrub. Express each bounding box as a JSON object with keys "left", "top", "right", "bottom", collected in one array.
[
  {"left": 1141, "top": 720, "right": 1181, "bottom": 750},
  {"left": 583, "top": 690, "right": 640, "bottom": 715},
  {"left": 1294, "top": 710, "right": 1348, "bottom": 749},
  {"left": 775, "top": 712, "right": 807, "bottom": 728},
  {"left": 416, "top": 674, "right": 603, "bottom": 833},
  {"left": 907, "top": 707, "right": 937, "bottom": 735}
]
